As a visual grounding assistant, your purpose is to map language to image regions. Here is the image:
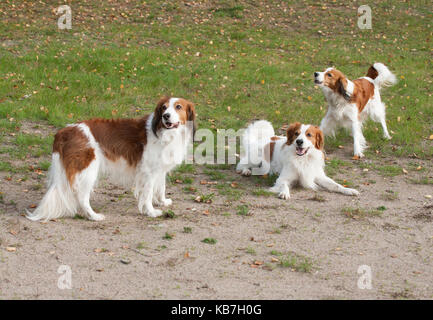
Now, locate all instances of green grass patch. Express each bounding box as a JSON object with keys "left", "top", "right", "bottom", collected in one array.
[
  {"left": 252, "top": 189, "right": 274, "bottom": 197},
  {"left": 279, "top": 253, "right": 313, "bottom": 273},
  {"left": 341, "top": 206, "right": 383, "bottom": 220},
  {"left": 202, "top": 238, "right": 217, "bottom": 245},
  {"left": 236, "top": 204, "right": 249, "bottom": 216}
]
